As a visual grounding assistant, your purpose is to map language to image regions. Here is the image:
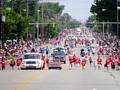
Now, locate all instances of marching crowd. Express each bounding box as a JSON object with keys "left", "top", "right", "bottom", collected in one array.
[
  {"left": 0, "top": 28, "right": 120, "bottom": 71},
  {"left": 68, "top": 51, "right": 120, "bottom": 70},
  {"left": 0, "top": 40, "right": 49, "bottom": 70},
  {"left": 66, "top": 29, "right": 120, "bottom": 71}
]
